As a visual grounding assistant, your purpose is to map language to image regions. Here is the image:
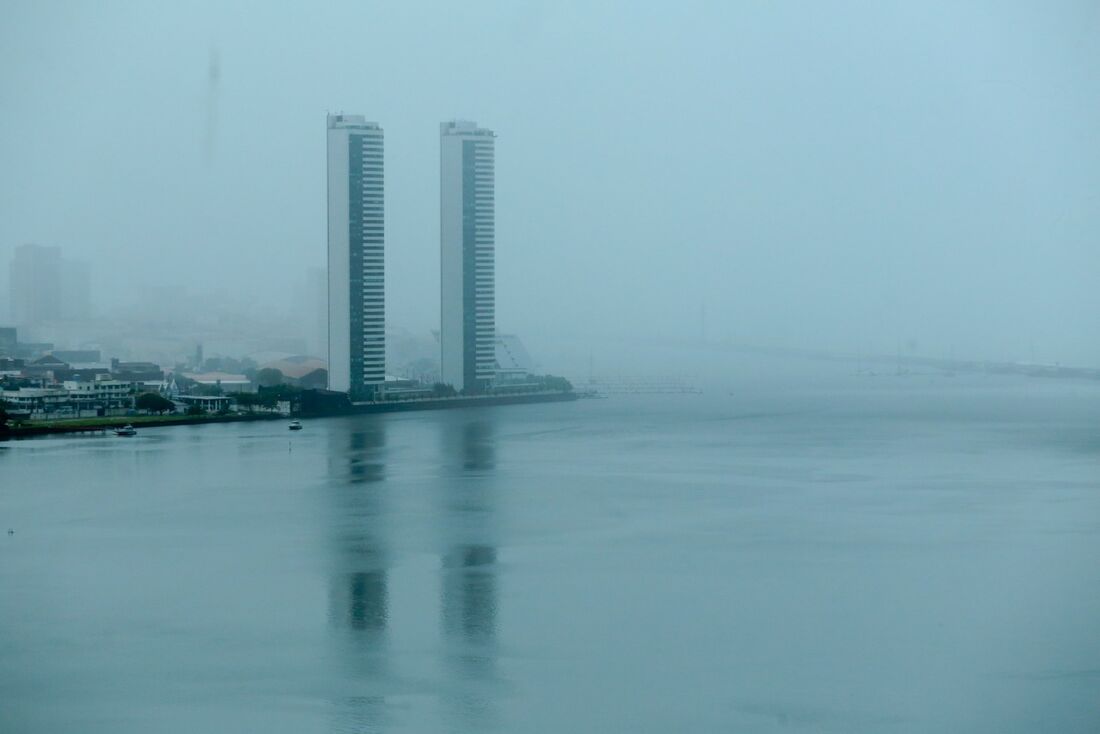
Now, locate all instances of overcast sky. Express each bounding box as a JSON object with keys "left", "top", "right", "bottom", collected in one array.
[{"left": 1, "top": 1, "right": 1097, "bottom": 364}]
